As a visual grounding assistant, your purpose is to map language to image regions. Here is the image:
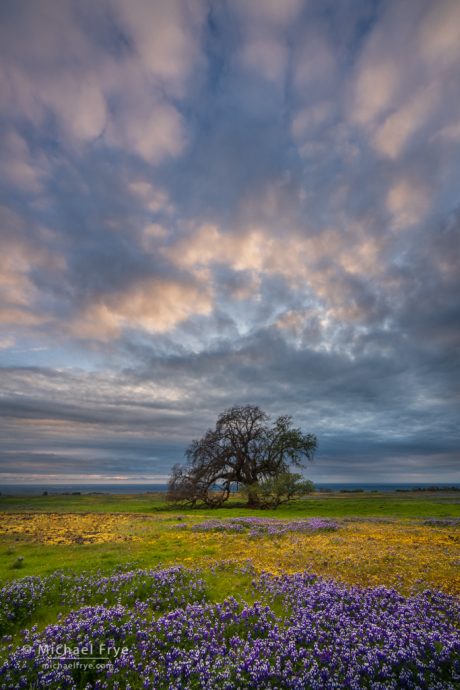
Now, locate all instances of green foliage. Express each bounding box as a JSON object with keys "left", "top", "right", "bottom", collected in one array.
[
  {"left": 11, "top": 556, "right": 24, "bottom": 569},
  {"left": 241, "top": 473, "right": 315, "bottom": 509}
]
